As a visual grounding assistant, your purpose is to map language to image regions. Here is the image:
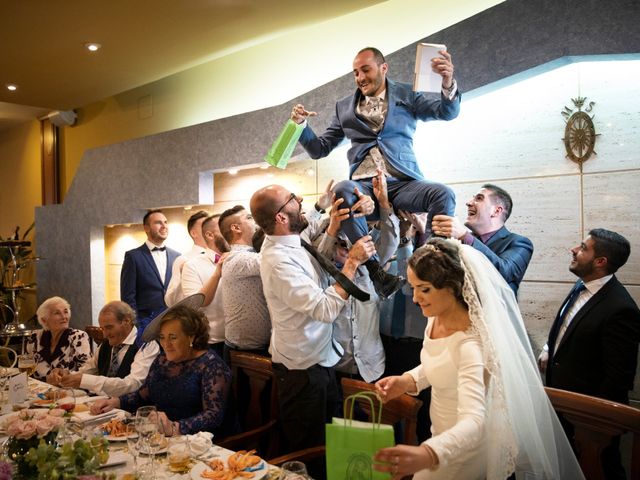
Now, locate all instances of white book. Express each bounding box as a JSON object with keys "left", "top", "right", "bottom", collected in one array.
[{"left": 413, "top": 43, "right": 447, "bottom": 93}]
